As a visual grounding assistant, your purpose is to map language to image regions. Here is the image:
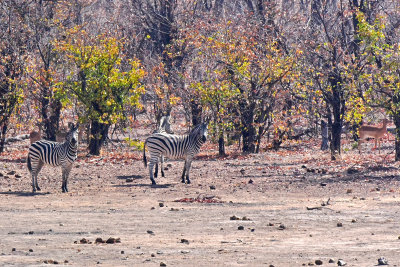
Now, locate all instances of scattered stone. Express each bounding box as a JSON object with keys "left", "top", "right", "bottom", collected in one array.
[
  {"left": 377, "top": 257, "right": 388, "bottom": 265},
  {"left": 147, "top": 230, "right": 154, "bottom": 235},
  {"left": 268, "top": 223, "right": 274, "bottom": 226},
  {"left": 80, "top": 238, "right": 90, "bottom": 244},
  {"left": 238, "top": 226, "right": 244, "bottom": 230},
  {"left": 248, "top": 179, "right": 254, "bottom": 184},
  {"left": 347, "top": 168, "right": 358, "bottom": 174},
  {"left": 250, "top": 228, "right": 255, "bottom": 232},
  {"left": 0, "top": 172, "right": 3, "bottom": 177},
  {"left": 29, "top": 249, "right": 33, "bottom": 252},
  {"left": 320, "top": 182, "right": 327, "bottom": 187},
  {"left": 329, "top": 258, "right": 335, "bottom": 263},
  {"left": 337, "top": 259, "right": 346, "bottom": 266},
  {"left": 346, "top": 189, "right": 353, "bottom": 194},
  {"left": 160, "top": 262, "right": 167, "bottom": 267},
  {"left": 180, "top": 239, "right": 189, "bottom": 244},
  {"left": 315, "top": 259, "right": 323, "bottom": 265},
  {"left": 7, "top": 171, "right": 16, "bottom": 175},
  {"left": 242, "top": 216, "right": 251, "bottom": 221},
  {"left": 210, "top": 185, "right": 216, "bottom": 190},
  {"left": 121, "top": 251, "right": 124, "bottom": 254},
  {"left": 159, "top": 202, "right": 164, "bottom": 207},
  {"left": 15, "top": 174, "right": 21, "bottom": 178},
  {"left": 151, "top": 253, "right": 155, "bottom": 257},
  {"left": 12, "top": 248, "right": 16, "bottom": 252},
  {"left": 95, "top": 238, "right": 104, "bottom": 243},
  {"left": 337, "top": 222, "right": 343, "bottom": 227},
  {"left": 170, "top": 208, "right": 179, "bottom": 211},
  {"left": 126, "top": 178, "right": 133, "bottom": 183},
  {"left": 106, "top": 237, "right": 121, "bottom": 244},
  {"left": 28, "top": 231, "right": 34, "bottom": 235},
  {"left": 351, "top": 219, "right": 357, "bottom": 223},
  {"left": 44, "top": 260, "right": 59, "bottom": 264},
  {"left": 278, "top": 224, "right": 286, "bottom": 230},
  {"left": 230, "top": 215, "right": 240, "bottom": 220}
]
